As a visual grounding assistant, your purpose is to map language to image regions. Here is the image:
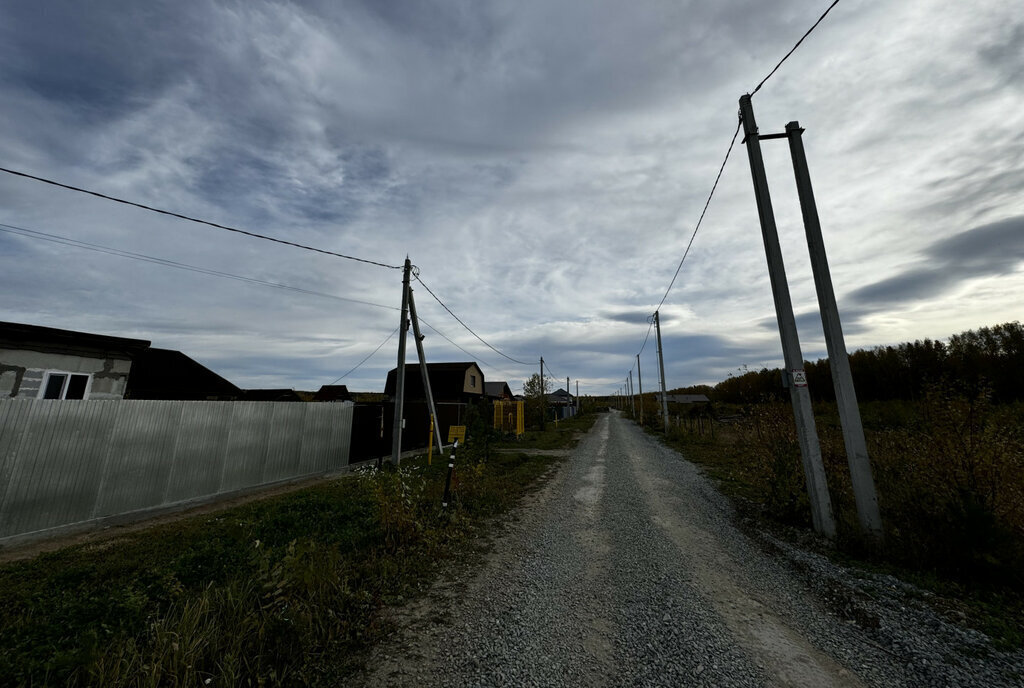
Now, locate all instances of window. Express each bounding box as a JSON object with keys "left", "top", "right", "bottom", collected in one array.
[
  {"left": 470, "top": 374, "right": 477, "bottom": 388},
  {"left": 40, "top": 372, "right": 90, "bottom": 399}
]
